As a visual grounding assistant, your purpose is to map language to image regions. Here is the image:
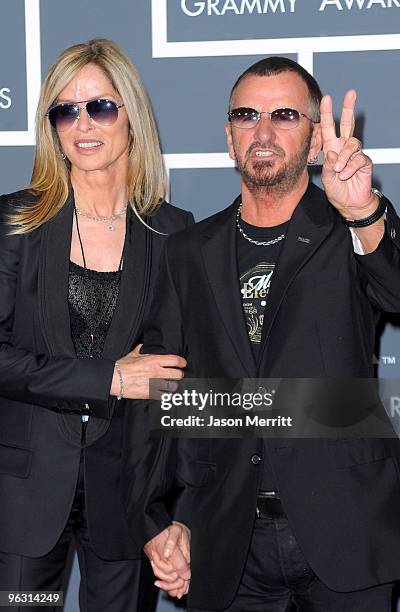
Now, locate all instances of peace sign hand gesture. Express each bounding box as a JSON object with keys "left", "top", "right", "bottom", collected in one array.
[{"left": 320, "top": 89, "right": 378, "bottom": 220}]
